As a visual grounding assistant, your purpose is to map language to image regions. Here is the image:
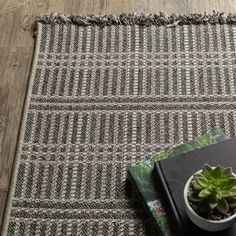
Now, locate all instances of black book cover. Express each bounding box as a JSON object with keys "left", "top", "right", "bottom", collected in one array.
[{"left": 154, "top": 139, "right": 236, "bottom": 236}]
